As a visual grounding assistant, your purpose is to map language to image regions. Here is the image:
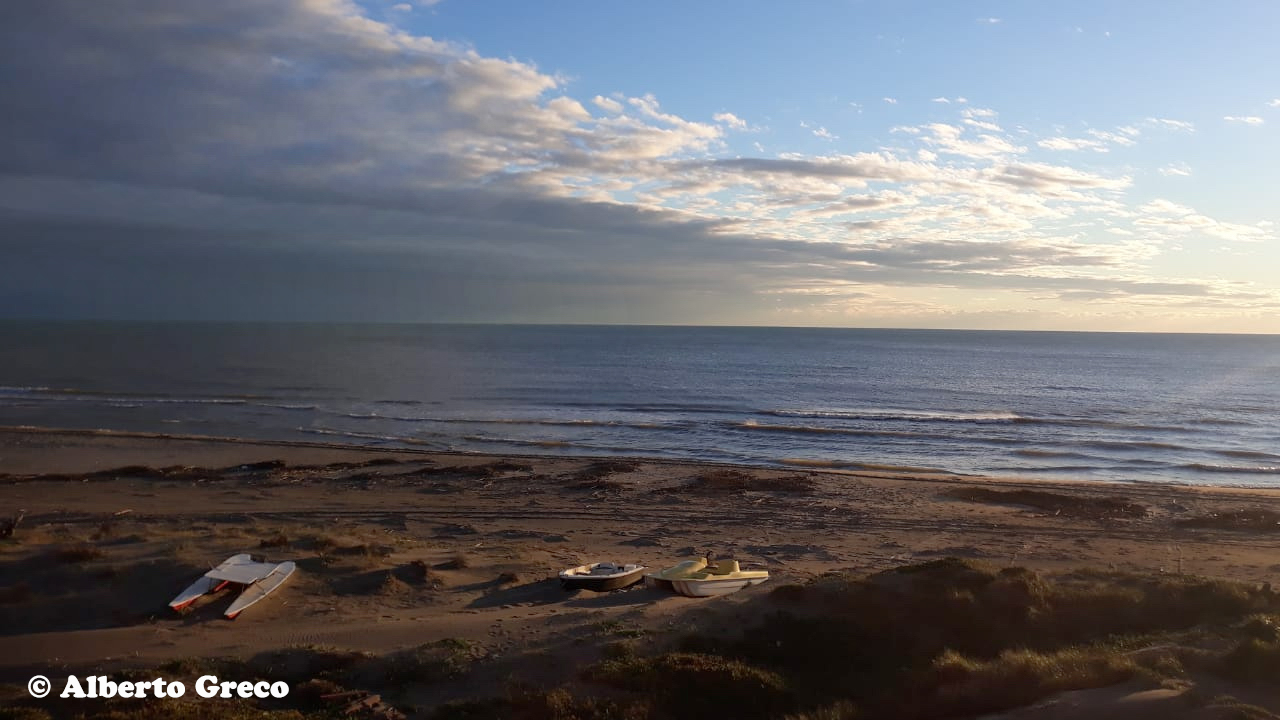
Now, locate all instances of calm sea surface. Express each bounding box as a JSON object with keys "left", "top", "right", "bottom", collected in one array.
[{"left": 2, "top": 322, "right": 1279, "bottom": 486}]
